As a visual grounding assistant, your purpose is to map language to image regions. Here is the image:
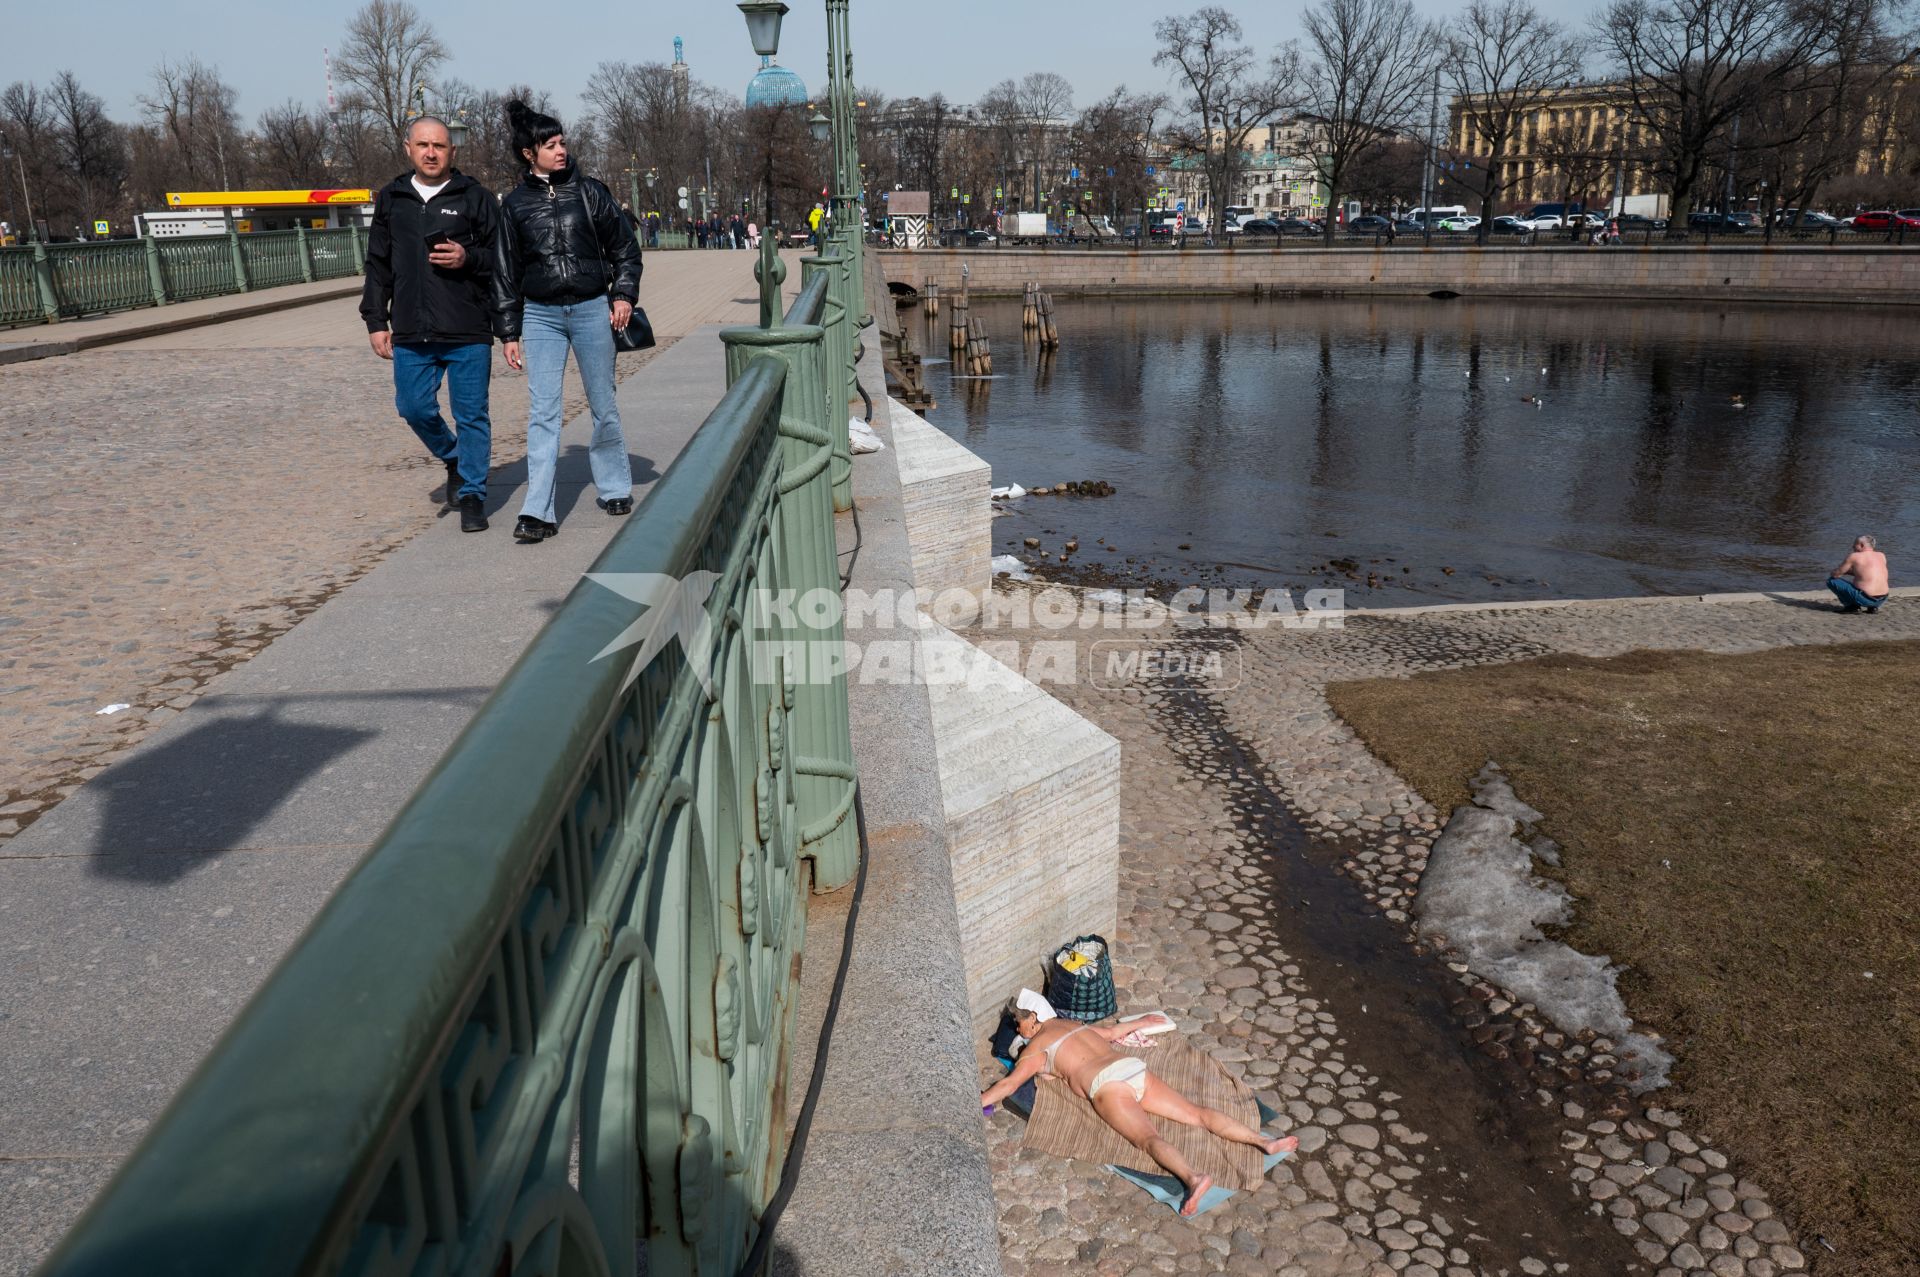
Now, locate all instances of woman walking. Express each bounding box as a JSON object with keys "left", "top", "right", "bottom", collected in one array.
[{"left": 494, "top": 100, "right": 643, "bottom": 542}]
